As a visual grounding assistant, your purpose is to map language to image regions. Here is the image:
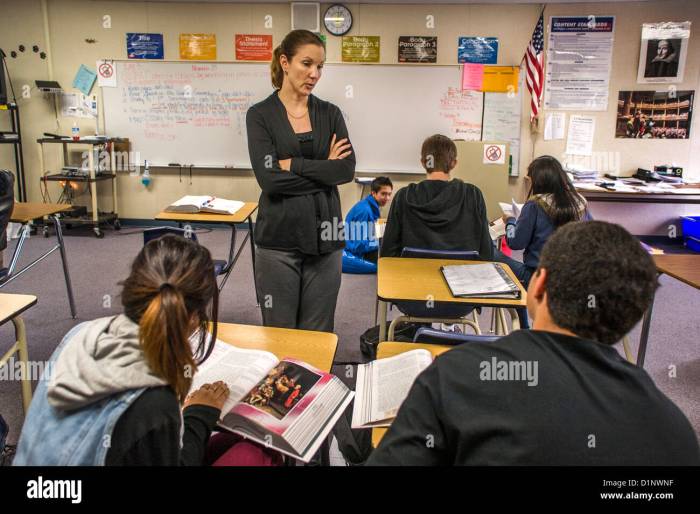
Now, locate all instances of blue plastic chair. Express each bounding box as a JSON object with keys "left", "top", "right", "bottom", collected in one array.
[
  {"left": 413, "top": 327, "right": 500, "bottom": 346},
  {"left": 142, "top": 227, "right": 227, "bottom": 277},
  {"left": 386, "top": 247, "right": 482, "bottom": 340}
]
